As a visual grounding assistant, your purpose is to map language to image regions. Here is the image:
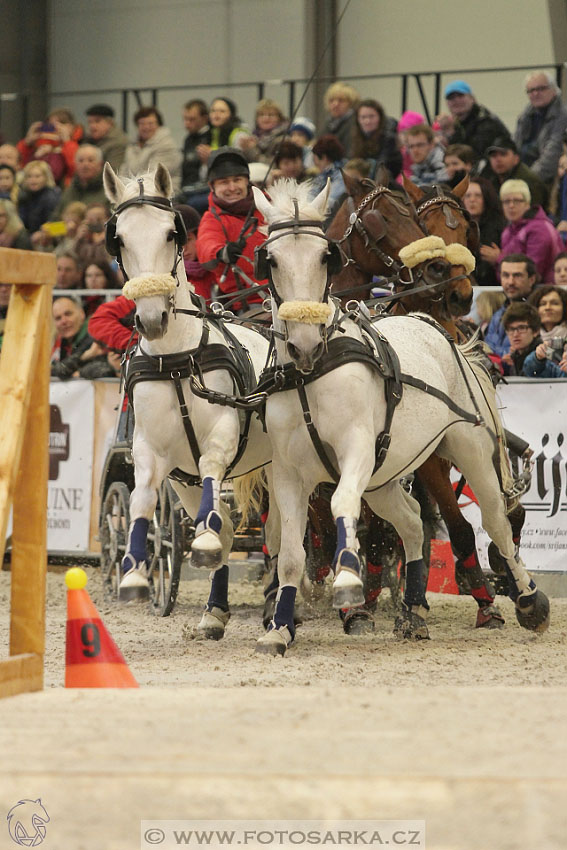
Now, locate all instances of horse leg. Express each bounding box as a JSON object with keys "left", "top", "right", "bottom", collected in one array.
[
  {"left": 190, "top": 412, "right": 239, "bottom": 569},
  {"left": 416, "top": 457, "right": 504, "bottom": 629},
  {"left": 441, "top": 435, "right": 550, "bottom": 633},
  {"left": 119, "top": 438, "right": 169, "bottom": 602},
  {"left": 364, "top": 483, "right": 430, "bottom": 640},
  {"left": 256, "top": 465, "right": 309, "bottom": 656},
  {"left": 172, "top": 482, "right": 234, "bottom": 640}
]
